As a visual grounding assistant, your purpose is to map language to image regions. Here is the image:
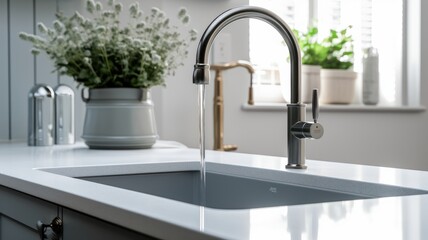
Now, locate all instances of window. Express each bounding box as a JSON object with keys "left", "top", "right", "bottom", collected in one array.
[{"left": 249, "top": 0, "right": 404, "bottom": 106}]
